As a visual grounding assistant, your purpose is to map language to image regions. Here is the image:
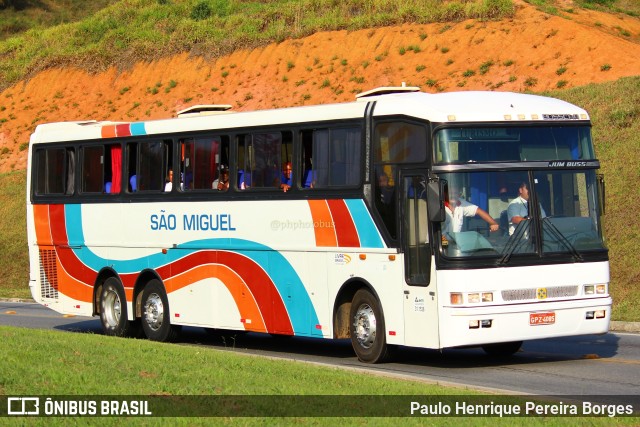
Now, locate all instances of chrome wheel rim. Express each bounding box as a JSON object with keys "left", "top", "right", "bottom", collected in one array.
[
  {"left": 143, "top": 293, "right": 164, "bottom": 332},
  {"left": 353, "top": 303, "right": 377, "bottom": 349},
  {"left": 103, "top": 289, "right": 121, "bottom": 328}
]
